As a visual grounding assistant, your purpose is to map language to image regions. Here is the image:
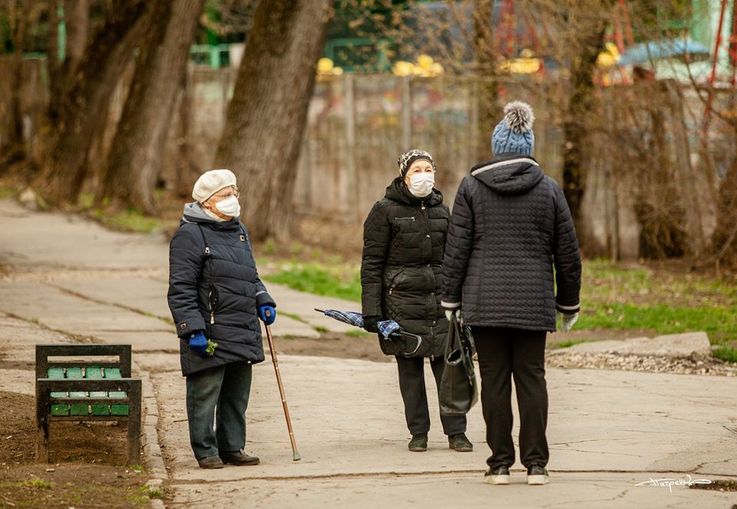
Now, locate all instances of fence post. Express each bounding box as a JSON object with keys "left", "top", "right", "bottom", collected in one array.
[
  {"left": 344, "top": 73, "right": 358, "bottom": 221},
  {"left": 401, "top": 76, "right": 412, "bottom": 149}
]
